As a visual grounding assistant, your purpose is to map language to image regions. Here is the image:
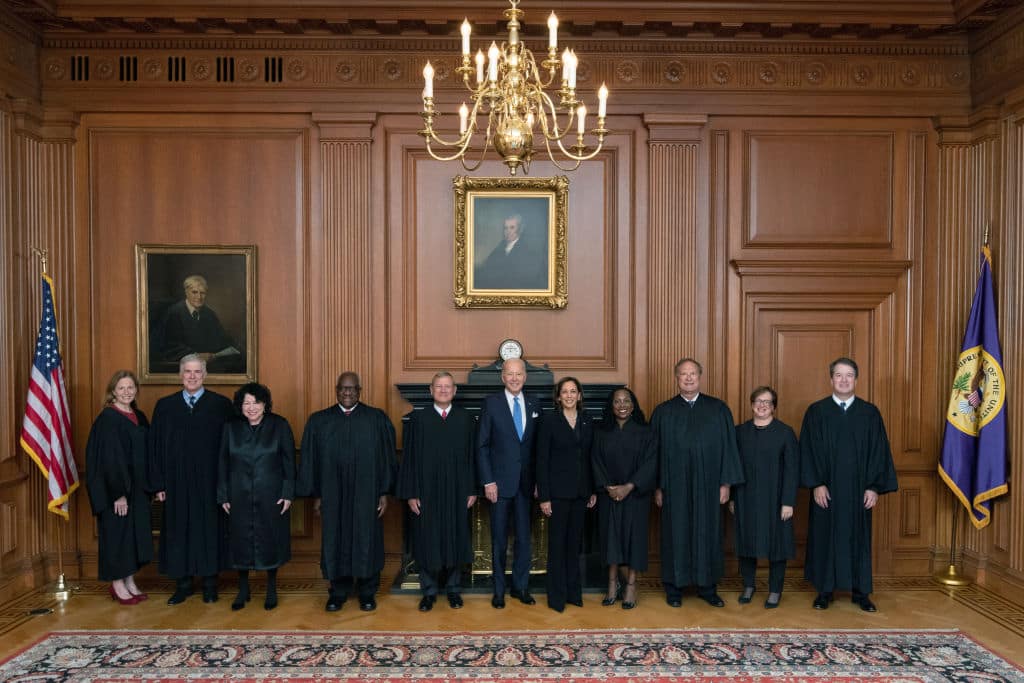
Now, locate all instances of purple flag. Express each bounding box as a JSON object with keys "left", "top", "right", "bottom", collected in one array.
[{"left": 938, "top": 246, "right": 1008, "bottom": 528}]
